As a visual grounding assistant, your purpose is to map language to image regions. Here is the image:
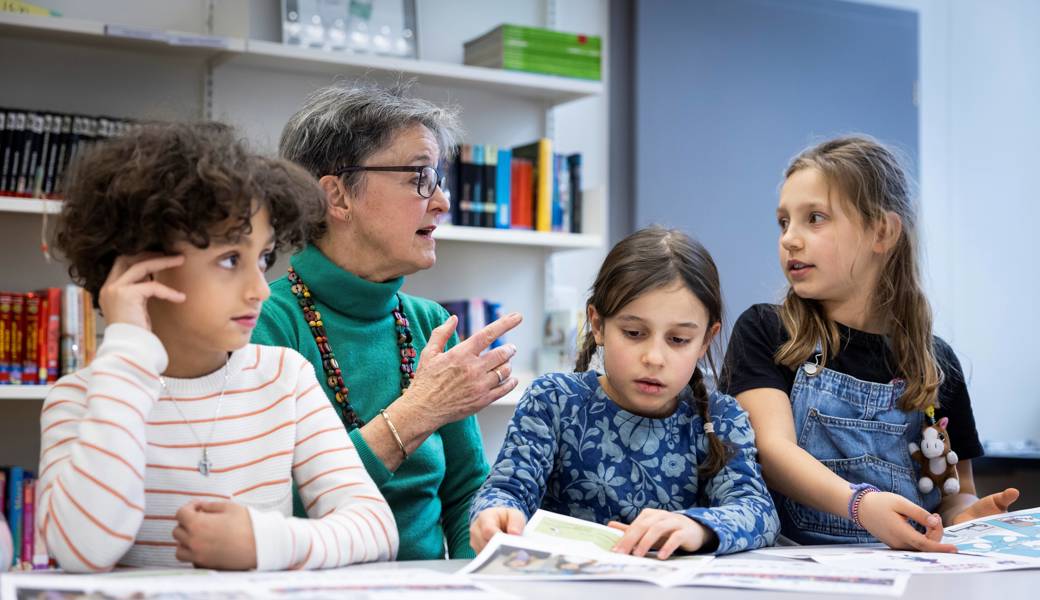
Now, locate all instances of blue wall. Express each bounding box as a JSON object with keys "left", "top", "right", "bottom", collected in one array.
[{"left": 634, "top": 0, "right": 918, "bottom": 332}]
